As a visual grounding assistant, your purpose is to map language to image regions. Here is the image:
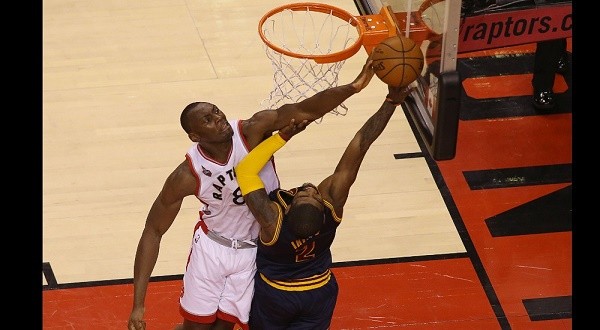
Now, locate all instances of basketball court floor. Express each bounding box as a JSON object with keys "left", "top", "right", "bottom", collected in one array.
[{"left": 42, "top": 0, "right": 572, "bottom": 328}]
